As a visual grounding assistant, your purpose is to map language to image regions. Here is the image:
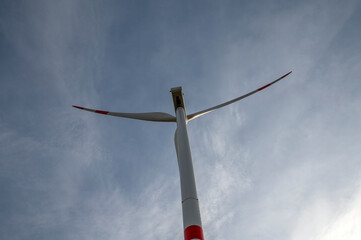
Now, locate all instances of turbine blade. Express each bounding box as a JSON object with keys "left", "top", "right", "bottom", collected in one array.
[
  {"left": 187, "top": 71, "right": 292, "bottom": 121},
  {"left": 72, "top": 105, "right": 176, "bottom": 122}
]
